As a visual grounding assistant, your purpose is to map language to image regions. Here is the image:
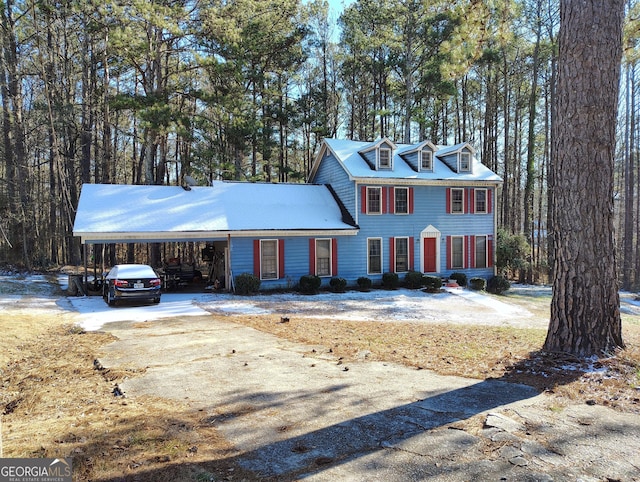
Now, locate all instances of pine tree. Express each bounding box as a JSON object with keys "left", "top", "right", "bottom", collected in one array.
[{"left": 544, "top": 0, "right": 625, "bottom": 356}]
